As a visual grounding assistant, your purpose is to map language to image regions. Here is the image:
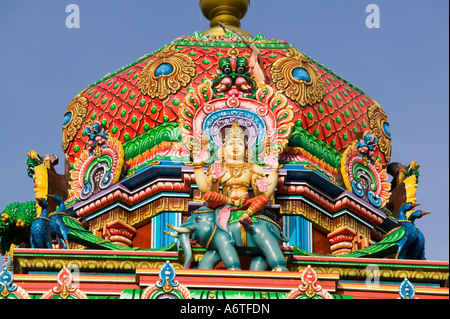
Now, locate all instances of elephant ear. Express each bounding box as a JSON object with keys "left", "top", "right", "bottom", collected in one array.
[
  {"left": 268, "top": 223, "right": 289, "bottom": 243},
  {"left": 215, "top": 205, "right": 231, "bottom": 233}
]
